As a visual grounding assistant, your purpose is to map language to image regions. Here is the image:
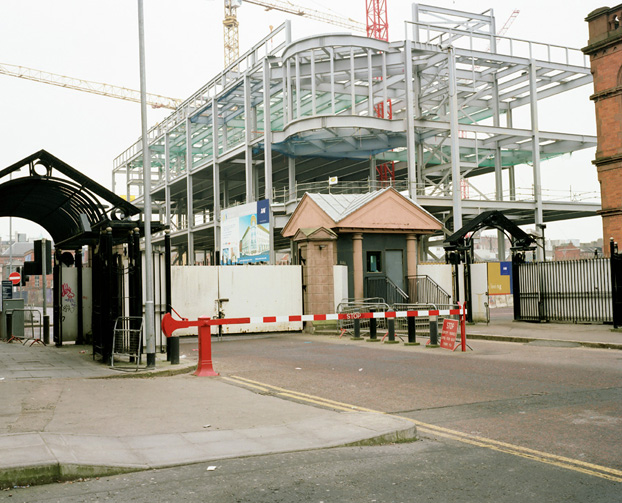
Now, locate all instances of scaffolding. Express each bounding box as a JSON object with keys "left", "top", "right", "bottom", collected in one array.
[{"left": 111, "top": 3, "right": 597, "bottom": 264}]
